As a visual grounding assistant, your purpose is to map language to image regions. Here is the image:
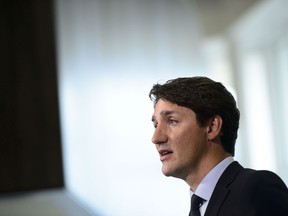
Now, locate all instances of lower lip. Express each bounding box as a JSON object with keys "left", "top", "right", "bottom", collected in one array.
[{"left": 160, "top": 153, "right": 173, "bottom": 161}]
